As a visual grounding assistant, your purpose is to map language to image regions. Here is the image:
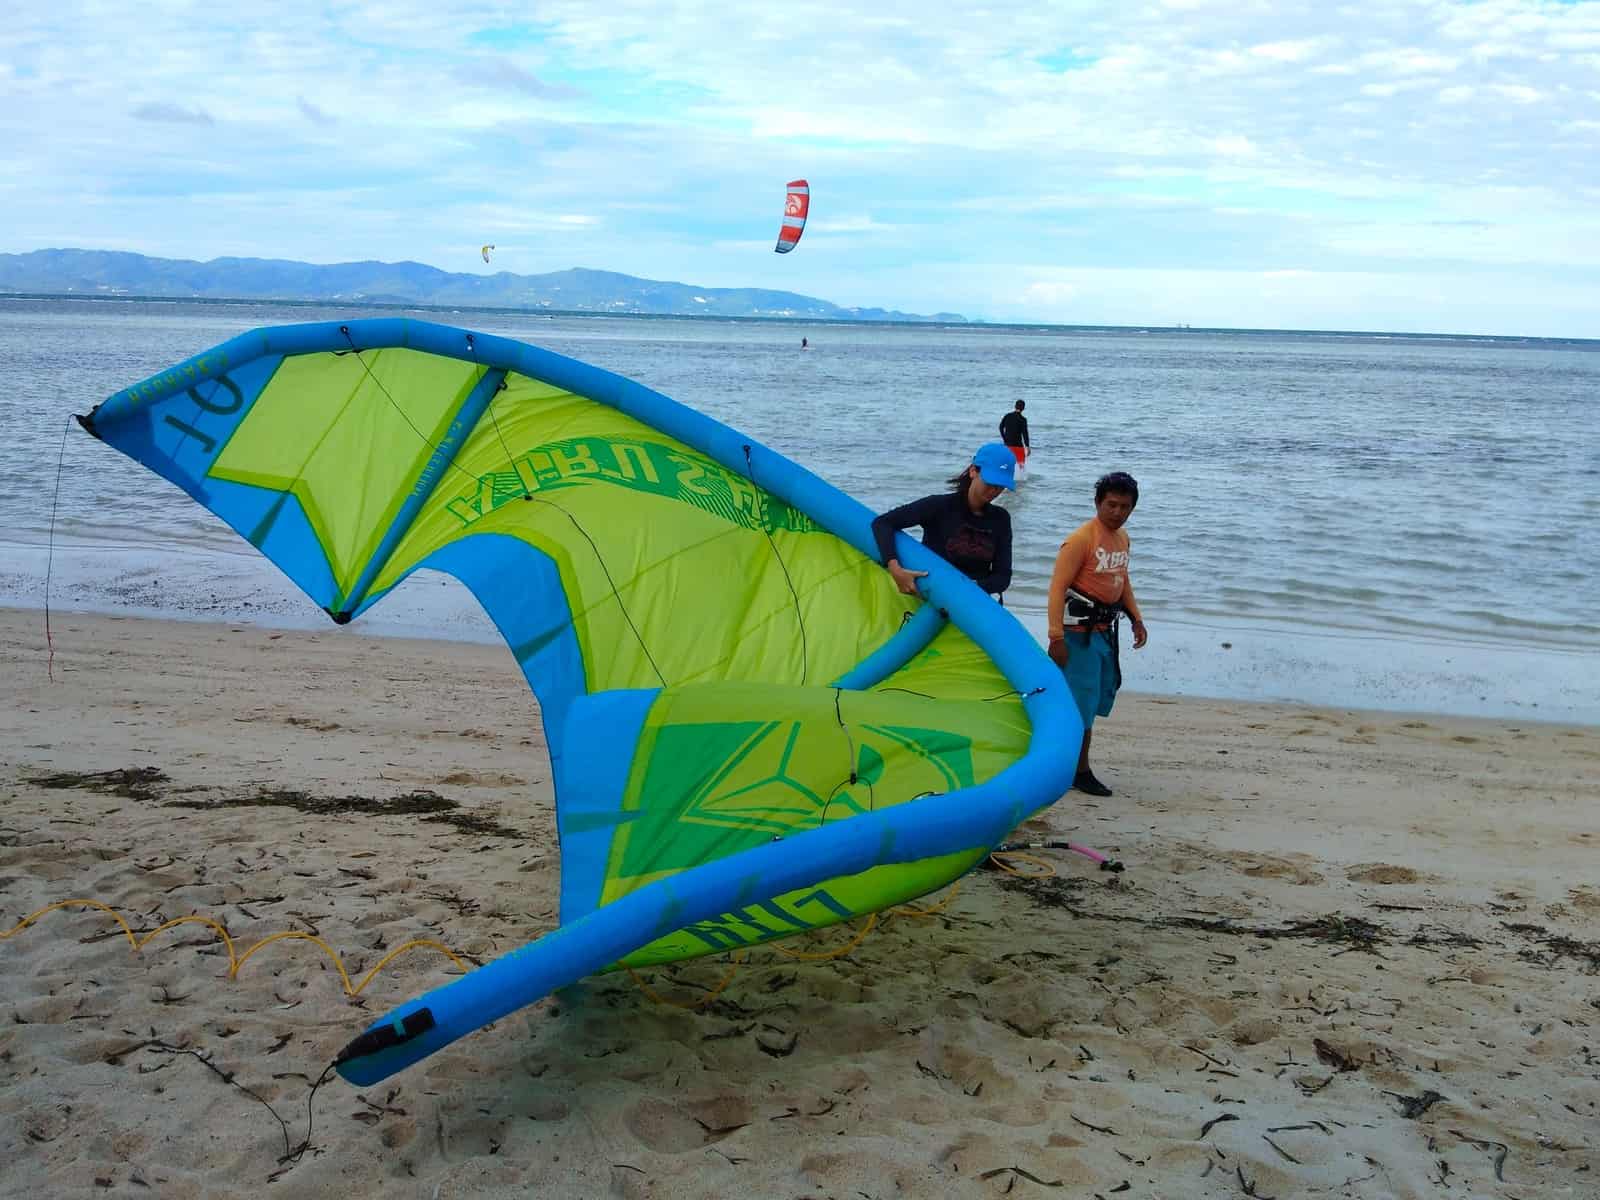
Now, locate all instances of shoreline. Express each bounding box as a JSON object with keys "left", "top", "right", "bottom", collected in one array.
[
  {"left": 3, "top": 607, "right": 1597, "bottom": 1198},
  {"left": 5, "top": 529, "right": 1598, "bottom": 723},
  {"left": 7, "top": 598, "right": 1599, "bottom": 734}
]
